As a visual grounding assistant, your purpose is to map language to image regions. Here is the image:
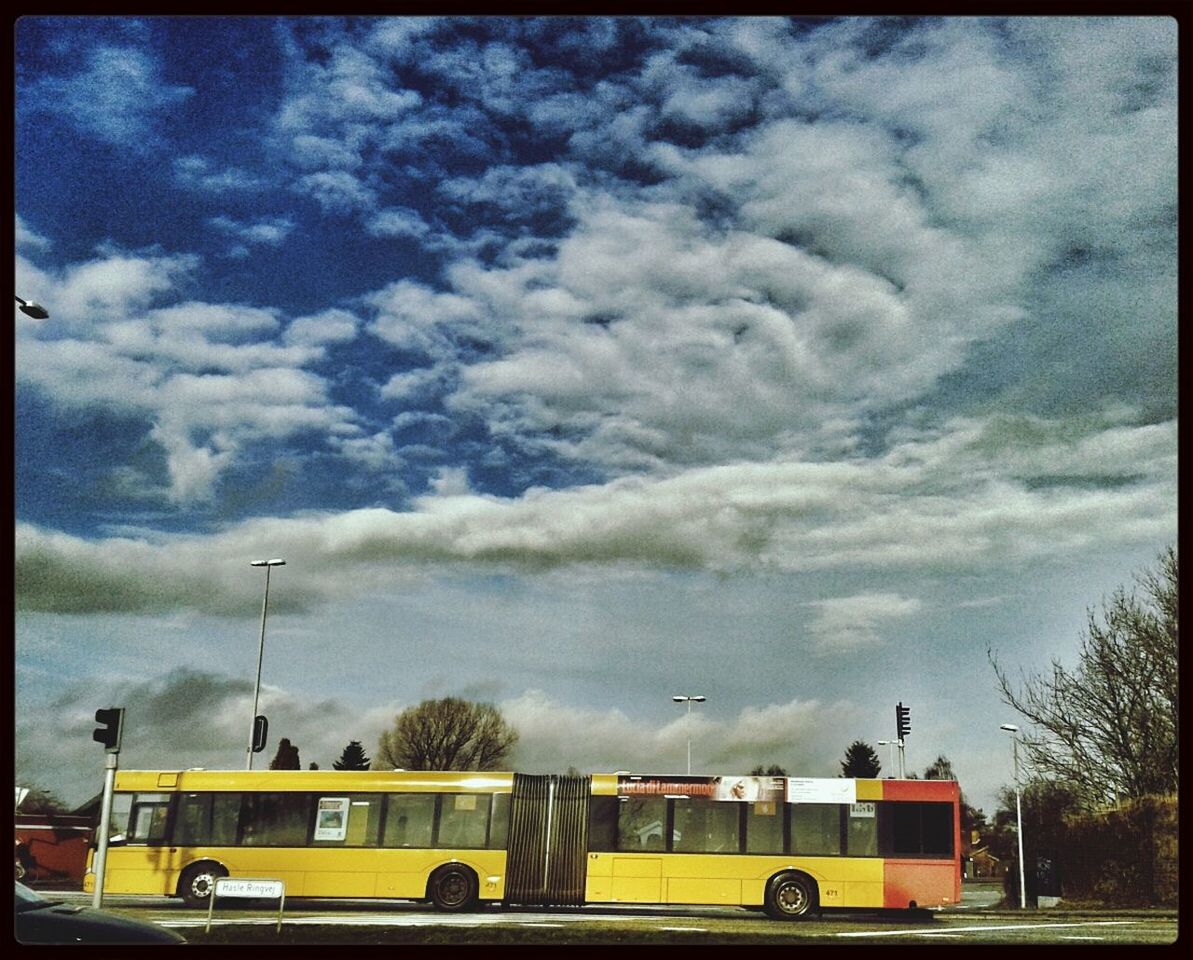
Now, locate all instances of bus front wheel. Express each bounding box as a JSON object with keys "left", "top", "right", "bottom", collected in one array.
[
  {"left": 764, "top": 871, "right": 818, "bottom": 920},
  {"left": 178, "top": 861, "right": 227, "bottom": 909},
  {"left": 427, "top": 864, "right": 478, "bottom": 912}
]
